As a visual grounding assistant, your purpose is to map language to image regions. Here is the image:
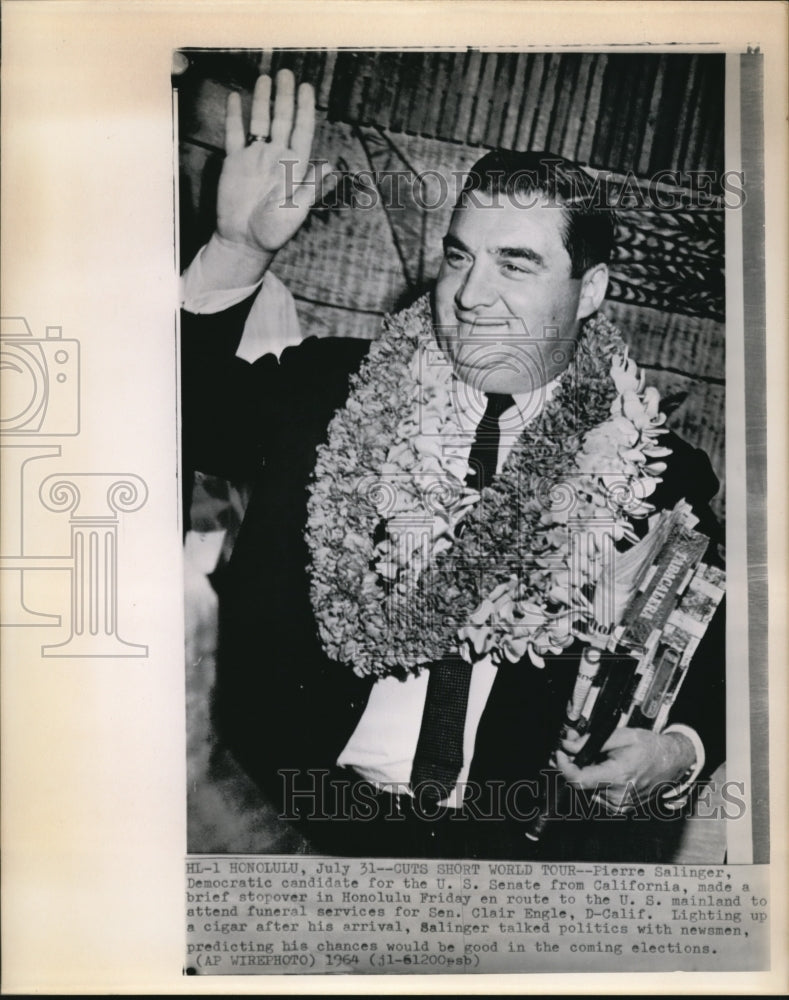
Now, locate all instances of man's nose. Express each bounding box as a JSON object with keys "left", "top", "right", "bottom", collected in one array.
[{"left": 455, "top": 259, "right": 498, "bottom": 312}]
